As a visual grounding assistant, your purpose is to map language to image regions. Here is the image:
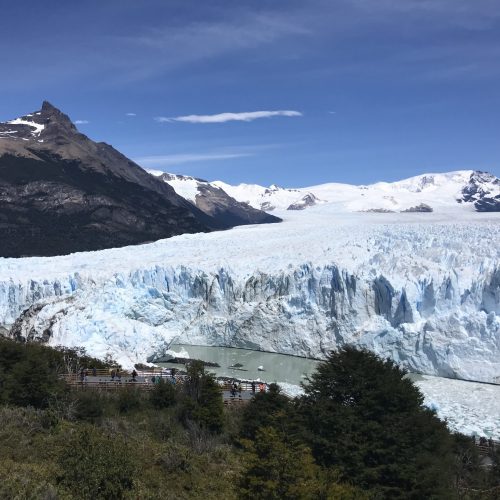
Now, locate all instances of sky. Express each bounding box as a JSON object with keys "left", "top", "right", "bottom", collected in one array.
[{"left": 1, "top": 0, "right": 499, "bottom": 186}]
